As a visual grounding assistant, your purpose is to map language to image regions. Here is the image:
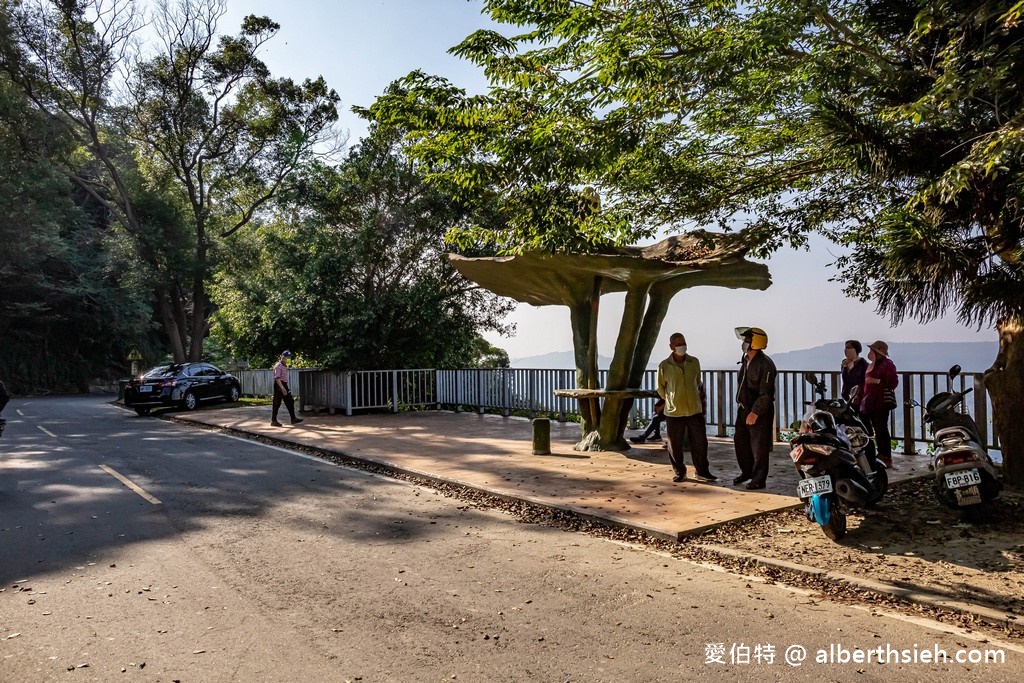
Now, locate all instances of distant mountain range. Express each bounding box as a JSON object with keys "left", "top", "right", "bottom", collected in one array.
[
  {"left": 770, "top": 341, "right": 997, "bottom": 372},
  {"left": 510, "top": 350, "right": 614, "bottom": 369},
  {"left": 511, "top": 341, "right": 998, "bottom": 373}
]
